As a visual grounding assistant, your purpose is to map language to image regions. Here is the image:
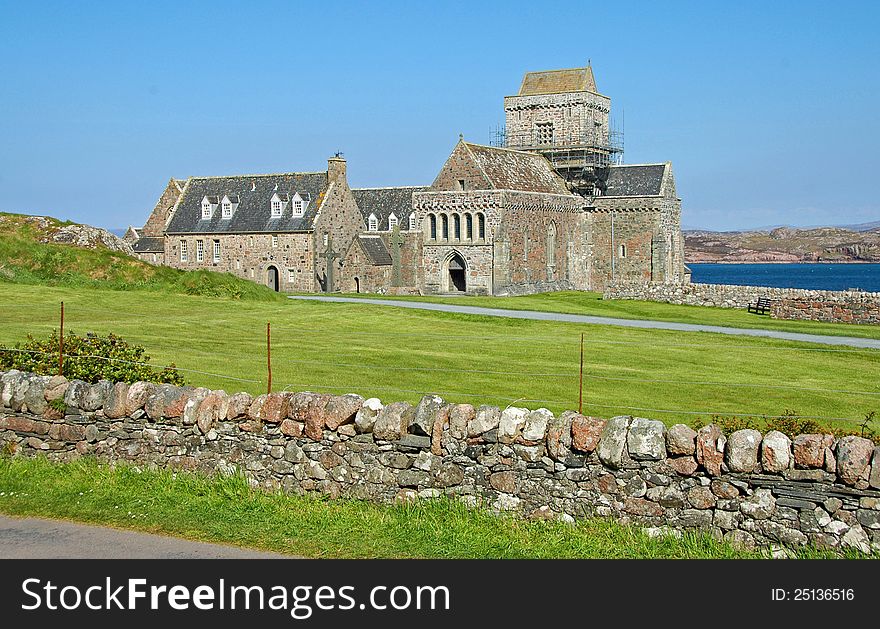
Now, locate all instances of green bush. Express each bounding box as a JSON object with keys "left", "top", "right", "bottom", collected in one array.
[{"left": 0, "top": 329, "right": 185, "bottom": 385}]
